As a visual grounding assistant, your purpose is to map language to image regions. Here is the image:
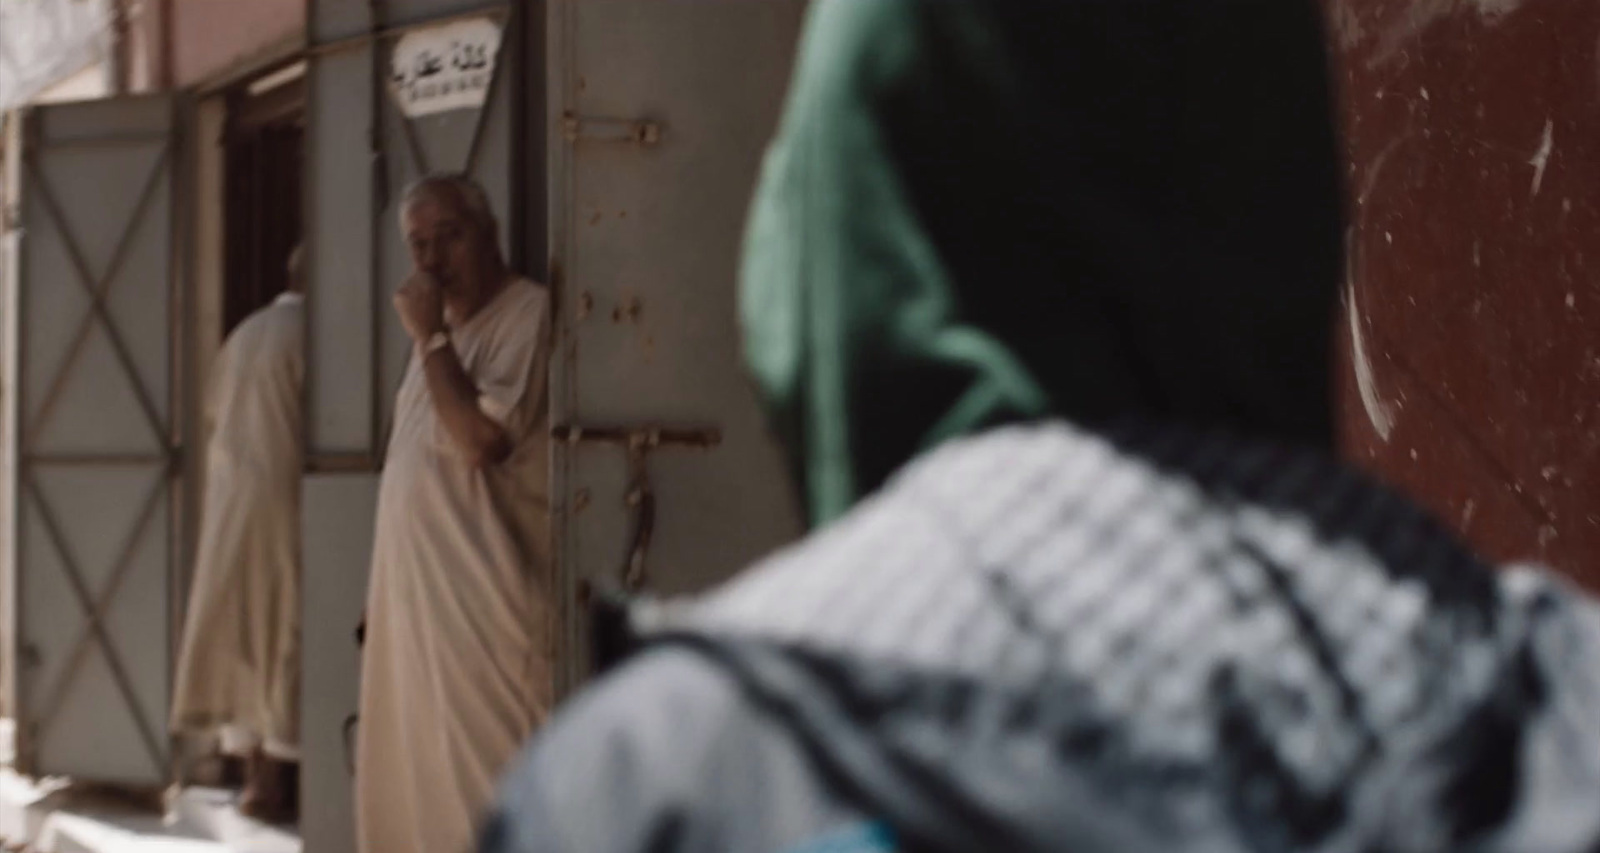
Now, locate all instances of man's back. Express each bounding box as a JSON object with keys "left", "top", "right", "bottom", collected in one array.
[
  {"left": 488, "top": 424, "right": 1600, "bottom": 852},
  {"left": 172, "top": 289, "right": 307, "bottom": 797},
  {"left": 208, "top": 293, "right": 304, "bottom": 475}
]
